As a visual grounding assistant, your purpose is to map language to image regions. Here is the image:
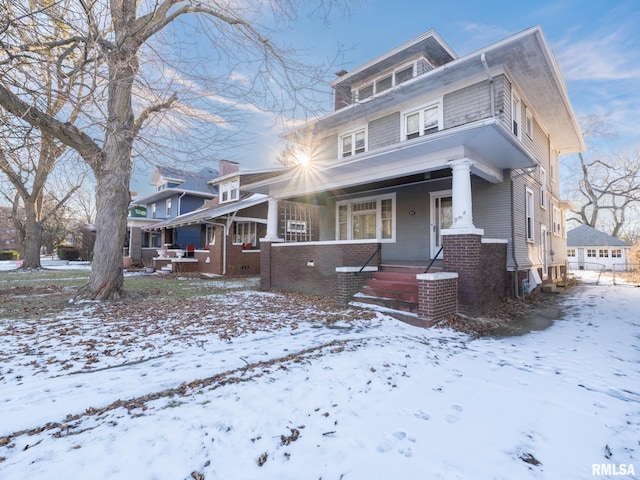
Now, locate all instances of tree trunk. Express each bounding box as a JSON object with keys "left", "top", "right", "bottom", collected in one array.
[
  {"left": 20, "top": 200, "right": 43, "bottom": 269},
  {"left": 76, "top": 38, "right": 137, "bottom": 300}
]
